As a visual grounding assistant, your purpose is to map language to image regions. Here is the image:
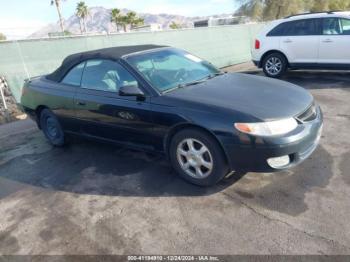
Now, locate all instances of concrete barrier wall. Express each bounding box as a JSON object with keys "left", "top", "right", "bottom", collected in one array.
[{"left": 0, "top": 23, "right": 265, "bottom": 101}]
